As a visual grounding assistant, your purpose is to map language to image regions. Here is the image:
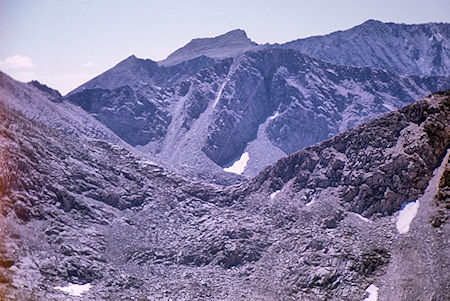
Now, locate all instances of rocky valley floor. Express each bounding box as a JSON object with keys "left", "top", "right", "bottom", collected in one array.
[{"left": 0, "top": 87, "right": 449, "bottom": 300}]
